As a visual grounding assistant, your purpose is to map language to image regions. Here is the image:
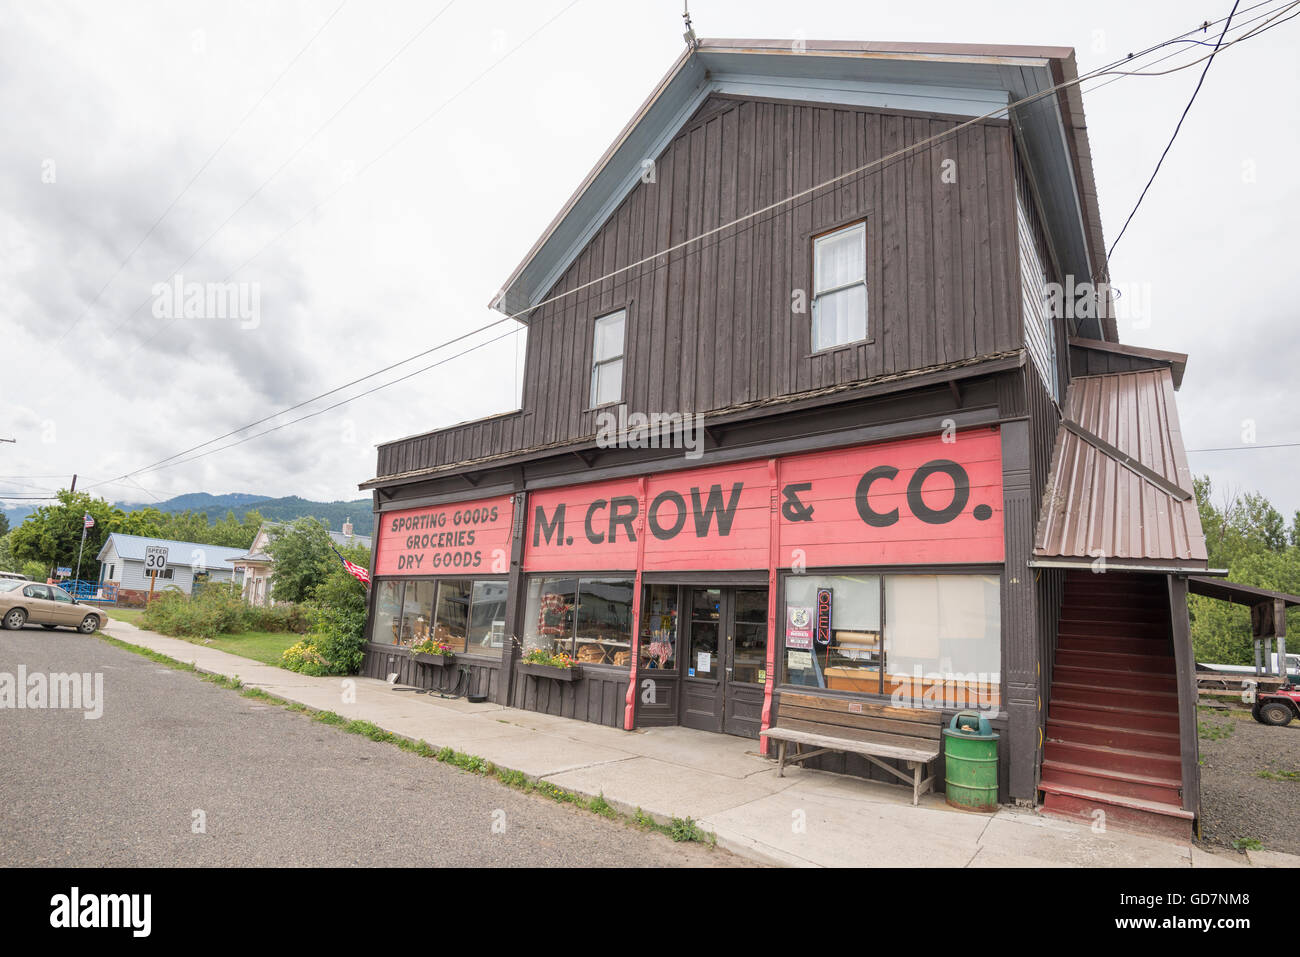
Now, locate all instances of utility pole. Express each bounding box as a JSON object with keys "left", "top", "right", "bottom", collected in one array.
[{"left": 69, "top": 474, "right": 77, "bottom": 494}]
